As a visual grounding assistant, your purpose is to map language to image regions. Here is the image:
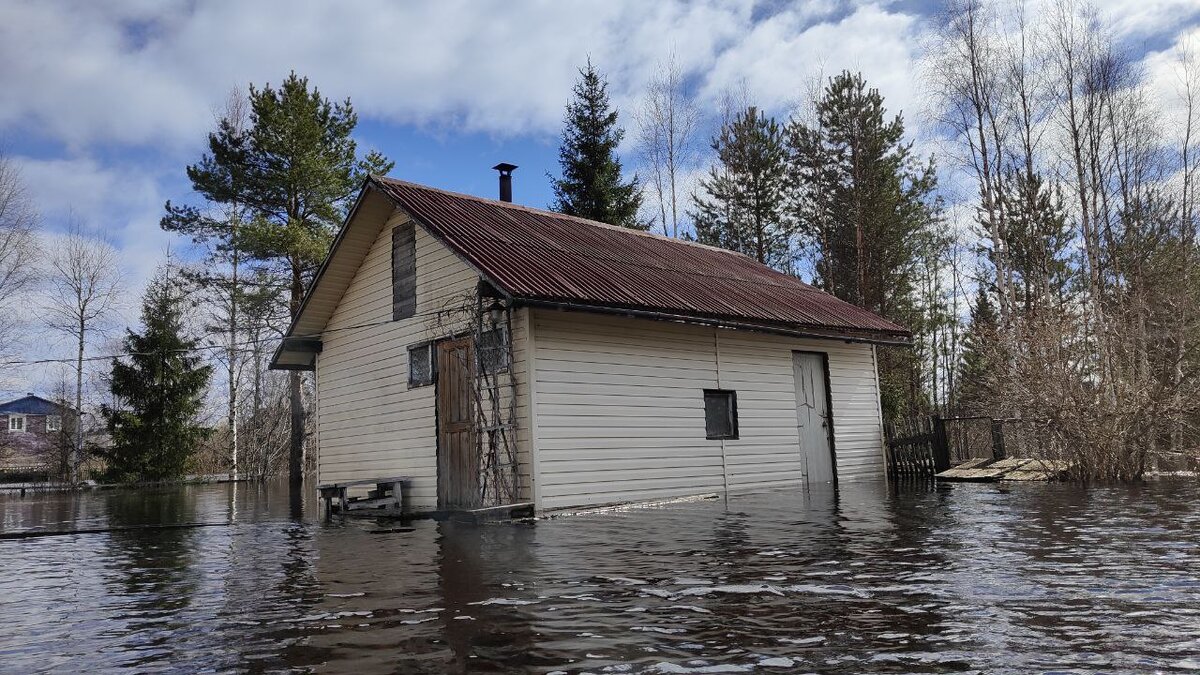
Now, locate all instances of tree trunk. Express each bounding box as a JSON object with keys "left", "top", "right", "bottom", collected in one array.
[
  {"left": 229, "top": 241, "right": 239, "bottom": 480},
  {"left": 73, "top": 321, "right": 84, "bottom": 484},
  {"left": 289, "top": 369, "right": 303, "bottom": 490},
  {"left": 288, "top": 262, "right": 304, "bottom": 499}
]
